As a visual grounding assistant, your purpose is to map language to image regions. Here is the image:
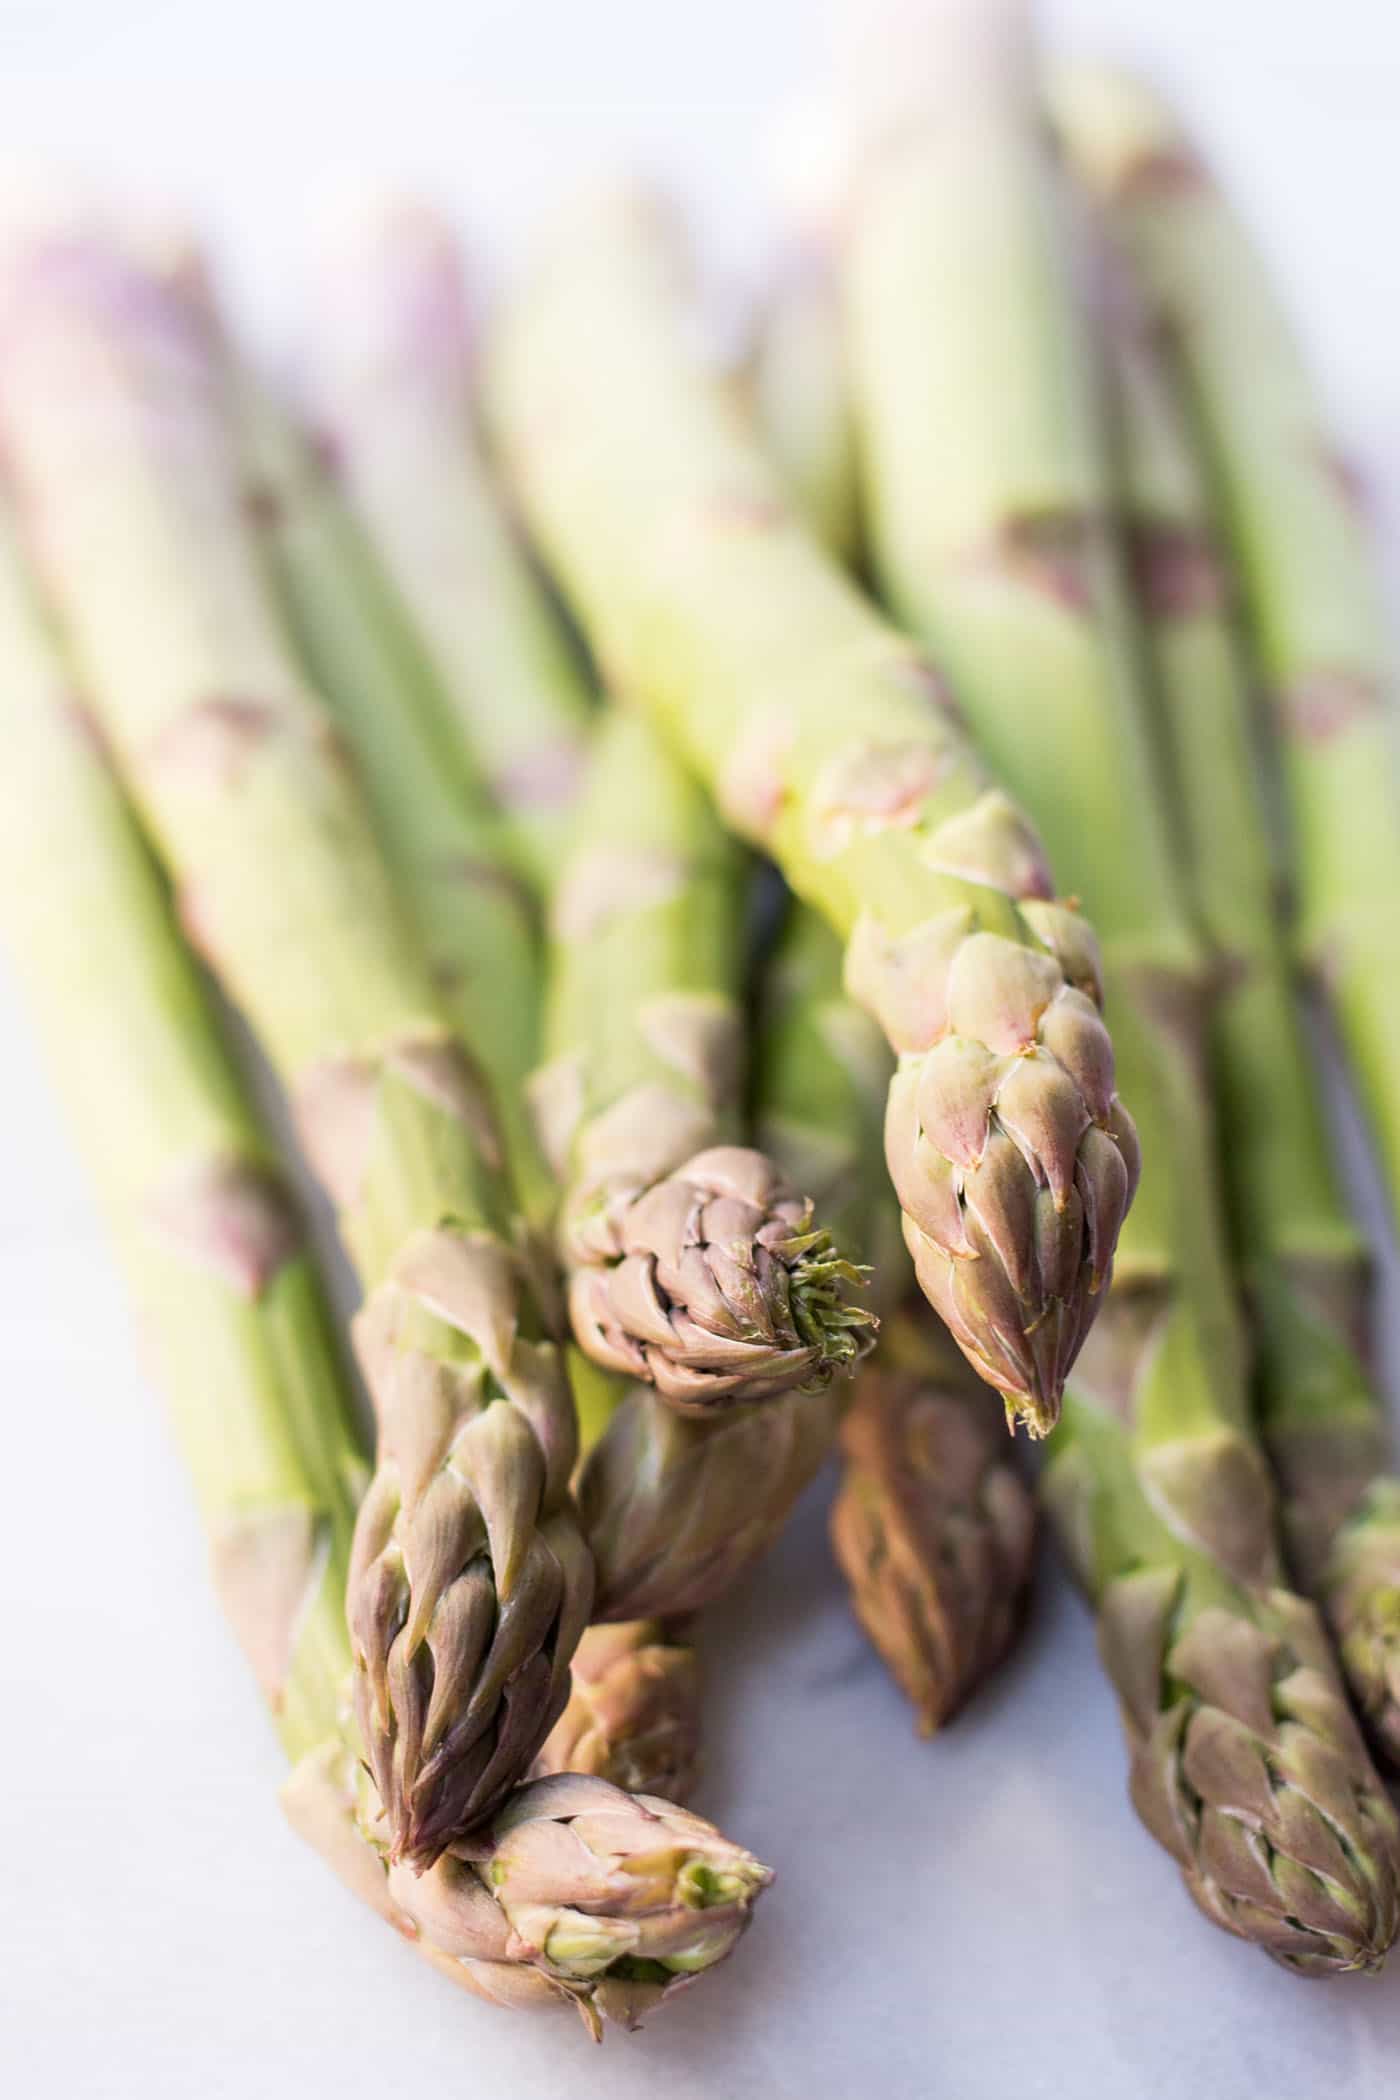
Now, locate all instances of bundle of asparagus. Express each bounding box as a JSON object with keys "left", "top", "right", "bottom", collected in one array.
[
  {"left": 0, "top": 450, "right": 769, "bottom": 2038},
  {"left": 839, "top": 0, "right": 1399, "bottom": 1972},
  {"left": 2, "top": 0, "right": 1399, "bottom": 2048}
]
